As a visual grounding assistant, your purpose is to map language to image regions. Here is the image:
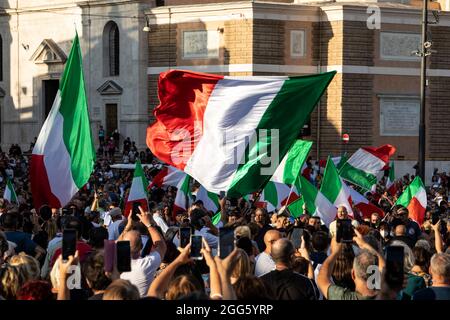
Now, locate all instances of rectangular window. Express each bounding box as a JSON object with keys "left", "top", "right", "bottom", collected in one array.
[
  {"left": 380, "top": 96, "right": 420, "bottom": 136},
  {"left": 182, "top": 30, "right": 219, "bottom": 59},
  {"left": 380, "top": 32, "right": 421, "bottom": 61},
  {"left": 290, "top": 30, "right": 305, "bottom": 58}
]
